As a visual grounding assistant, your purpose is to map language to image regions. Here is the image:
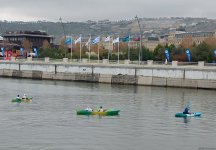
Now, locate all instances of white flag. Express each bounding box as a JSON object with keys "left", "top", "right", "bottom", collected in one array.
[
  {"left": 104, "top": 36, "right": 110, "bottom": 42},
  {"left": 75, "top": 37, "right": 81, "bottom": 44},
  {"left": 85, "top": 37, "right": 91, "bottom": 46},
  {"left": 112, "top": 37, "right": 119, "bottom": 44}
]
